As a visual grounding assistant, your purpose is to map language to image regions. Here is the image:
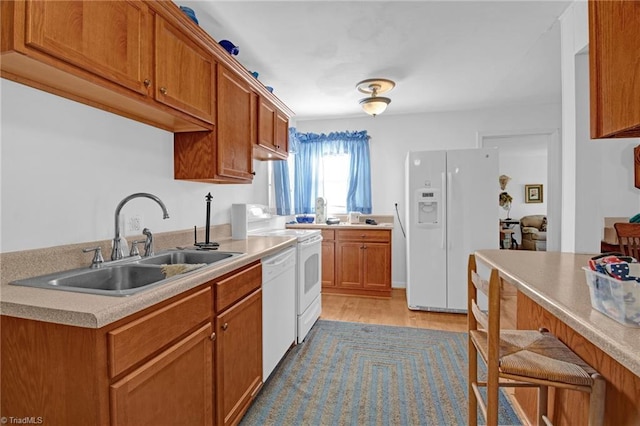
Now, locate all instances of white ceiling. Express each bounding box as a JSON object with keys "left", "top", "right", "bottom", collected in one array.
[{"left": 181, "top": 0, "right": 571, "bottom": 120}]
